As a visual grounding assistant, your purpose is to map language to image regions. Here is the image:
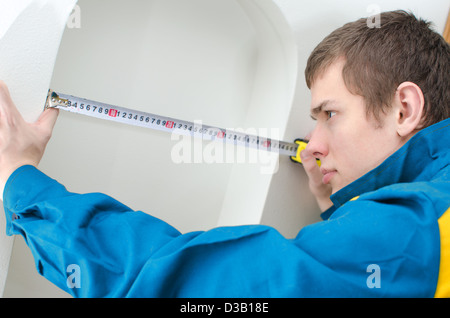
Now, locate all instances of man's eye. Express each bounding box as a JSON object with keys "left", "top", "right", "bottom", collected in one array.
[{"left": 327, "top": 111, "right": 336, "bottom": 119}]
